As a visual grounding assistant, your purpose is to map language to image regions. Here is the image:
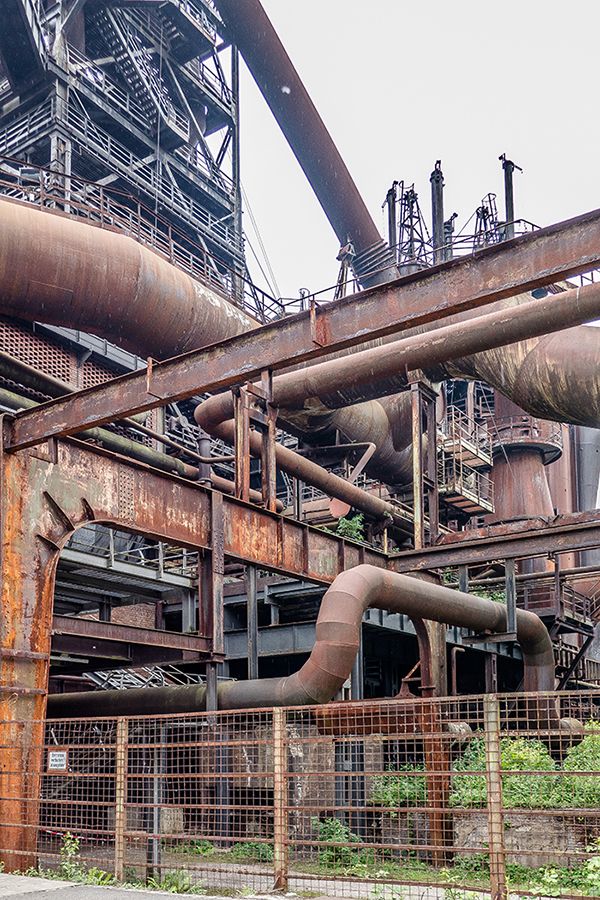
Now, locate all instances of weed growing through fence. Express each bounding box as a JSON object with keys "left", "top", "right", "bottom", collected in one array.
[
  {"left": 371, "top": 765, "right": 426, "bottom": 809},
  {"left": 144, "top": 871, "right": 206, "bottom": 894},
  {"left": 23, "top": 833, "right": 116, "bottom": 886},
  {"left": 231, "top": 841, "right": 274, "bottom": 862}
]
